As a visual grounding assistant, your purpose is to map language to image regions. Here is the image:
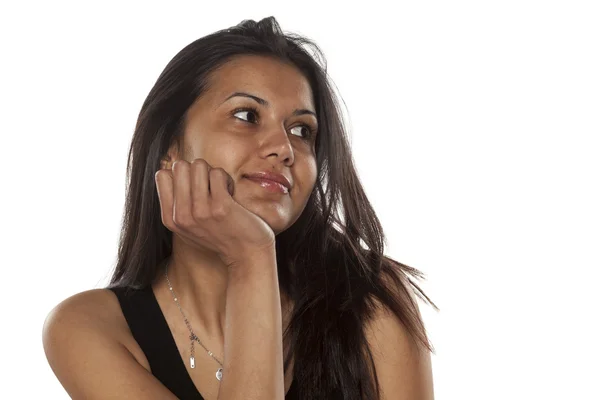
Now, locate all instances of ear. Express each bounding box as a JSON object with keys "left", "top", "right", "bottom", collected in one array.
[{"left": 160, "top": 141, "right": 181, "bottom": 170}]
